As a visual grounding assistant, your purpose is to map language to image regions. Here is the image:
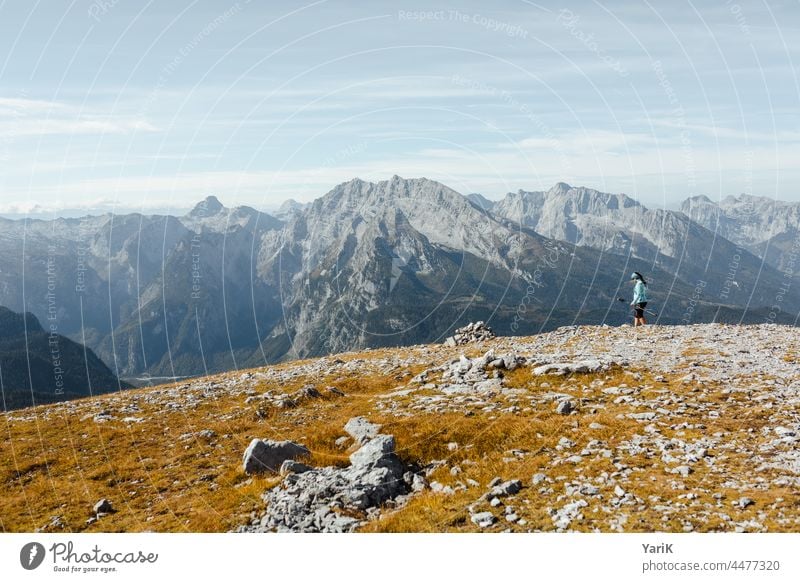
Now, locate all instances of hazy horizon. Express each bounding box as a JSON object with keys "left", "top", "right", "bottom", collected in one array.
[{"left": 0, "top": 175, "right": 770, "bottom": 220}]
